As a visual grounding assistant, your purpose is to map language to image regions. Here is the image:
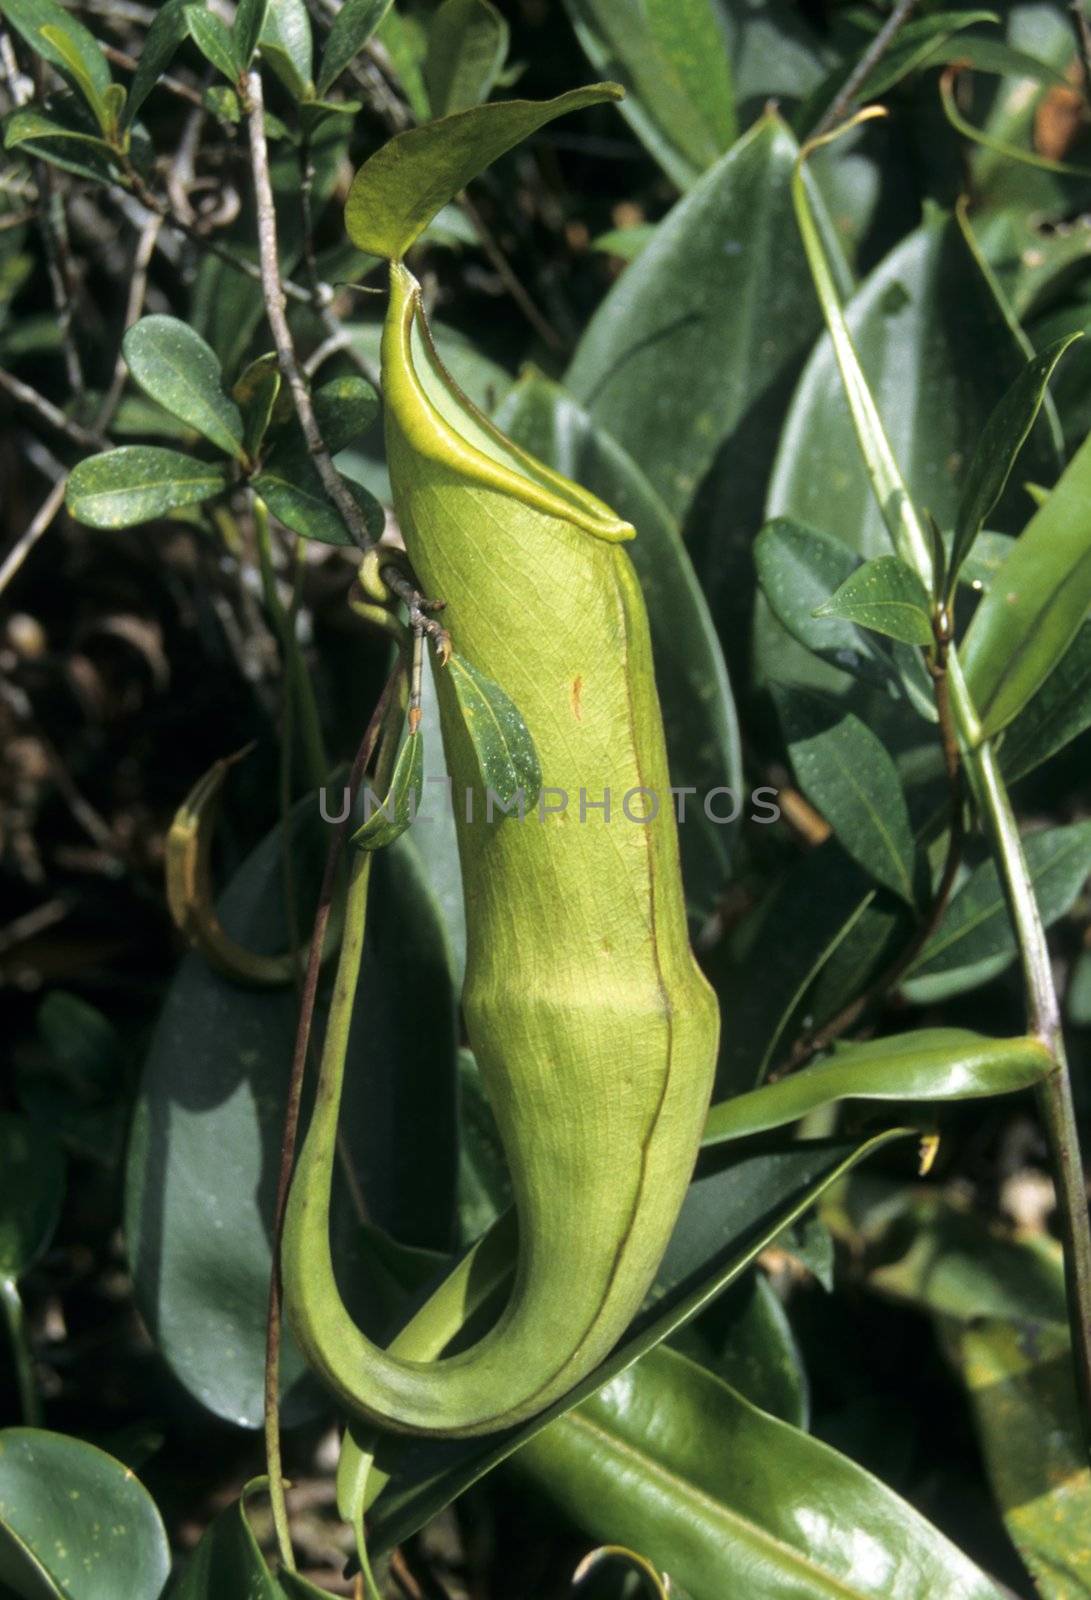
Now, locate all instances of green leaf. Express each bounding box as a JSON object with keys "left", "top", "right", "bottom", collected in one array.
[
  {"left": 233, "top": 0, "right": 270, "bottom": 67},
  {"left": 231, "top": 352, "right": 281, "bottom": 459},
  {"left": 184, "top": 5, "right": 242, "bottom": 83},
  {"left": 949, "top": 1320, "right": 1091, "bottom": 1600},
  {"left": 365, "top": 1131, "right": 913, "bottom": 1552},
  {"left": 375, "top": 3, "right": 429, "bottom": 121},
  {"left": 254, "top": 457, "right": 384, "bottom": 547},
  {"left": 702, "top": 1029, "right": 1052, "bottom": 1148},
  {"left": 312, "top": 373, "right": 379, "bottom": 450},
  {"left": 496, "top": 372, "right": 742, "bottom": 923},
  {"left": 816, "top": 554, "right": 934, "bottom": 646},
  {"left": 514, "top": 1343, "right": 1010, "bottom": 1600},
  {"left": 316, "top": 0, "right": 392, "bottom": 97},
  {"left": 345, "top": 83, "right": 623, "bottom": 261},
  {"left": 777, "top": 689, "right": 919, "bottom": 905},
  {"left": 352, "top": 731, "right": 424, "bottom": 850},
  {"left": 1001, "top": 622, "right": 1091, "bottom": 781},
  {"left": 174, "top": 1480, "right": 279, "bottom": 1598},
  {"left": 950, "top": 334, "right": 1080, "bottom": 594},
  {"left": 0, "top": 1429, "right": 170, "bottom": 1600},
  {"left": 259, "top": 0, "right": 314, "bottom": 98},
  {"left": 124, "top": 804, "right": 458, "bottom": 1427},
  {"left": 562, "top": 0, "right": 734, "bottom": 188},
  {"left": 0, "top": 1115, "right": 64, "bottom": 1279},
  {"left": 444, "top": 653, "right": 542, "bottom": 809},
  {"left": 123, "top": 315, "right": 245, "bottom": 458},
  {"left": 591, "top": 222, "right": 657, "bottom": 261},
  {"left": 962, "top": 427, "right": 1091, "bottom": 737},
  {"left": 0, "top": 0, "right": 111, "bottom": 104},
  {"left": 66, "top": 446, "right": 228, "bottom": 528},
  {"left": 125, "top": 0, "right": 189, "bottom": 127},
  {"left": 425, "top": 0, "right": 508, "bottom": 117},
  {"left": 38, "top": 23, "right": 110, "bottom": 129},
  {"left": 3, "top": 104, "right": 116, "bottom": 172},
  {"left": 905, "top": 821, "right": 1091, "bottom": 999}
]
